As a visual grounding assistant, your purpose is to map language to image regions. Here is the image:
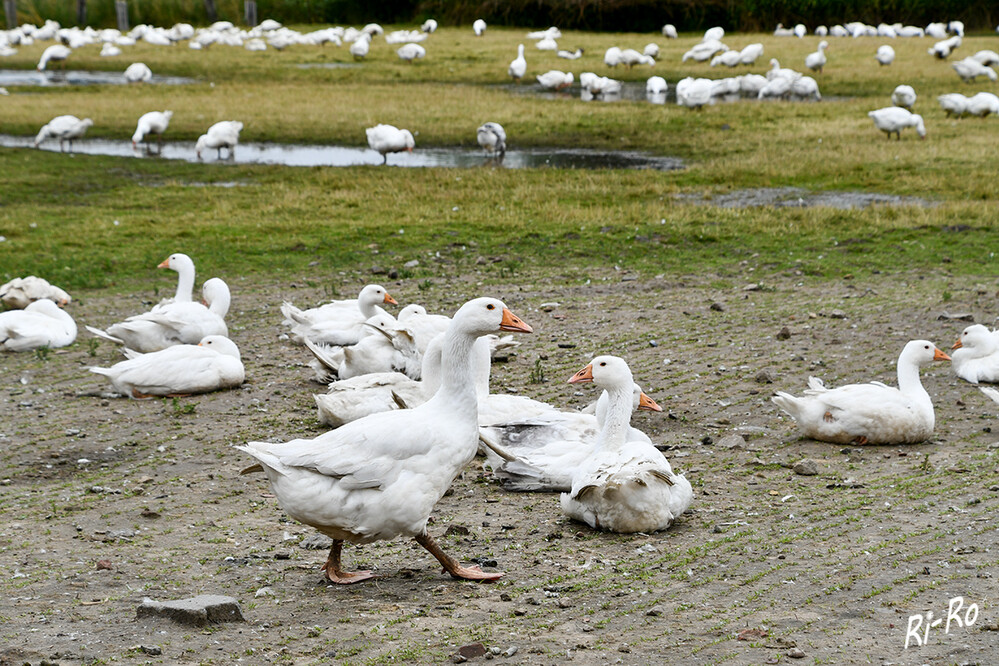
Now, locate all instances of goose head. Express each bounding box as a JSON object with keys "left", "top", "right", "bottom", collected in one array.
[
  {"left": 900, "top": 339, "right": 950, "bottom": 367},
  {"left": 358, "top": 284, "right": 398, "bottom": 307},
  {"left": 450, "top": 297, "right": 532, "bottom": 338},
  {"left": 201, "top": 277, "right": 231, "bottom": 316},
  {"left": 568, "top": 355, "right": 634, "bottom": 392},
  {"left": 953, "top": 324, "right": 996, "bottom": 354},
  {"left": 198, "top": 335, "right": 241, "bottom": 359},
  {"left": 158, "top": 253, "right": 194, "bottom": 273}
]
